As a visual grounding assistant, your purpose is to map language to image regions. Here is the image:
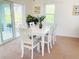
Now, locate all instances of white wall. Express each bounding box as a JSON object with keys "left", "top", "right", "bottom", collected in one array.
[{"left": 55, "top": 0, "right": 79, "bottom": 38}]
